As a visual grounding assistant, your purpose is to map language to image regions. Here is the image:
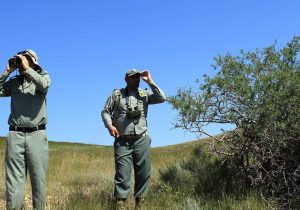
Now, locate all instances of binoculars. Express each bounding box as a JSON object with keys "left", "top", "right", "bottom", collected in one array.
[
  {"left": 126, "top": 107, "right": 141, "bottom": 119},
  {"left": 8, "top": 56, "right": 22, "bottom": 67}
]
